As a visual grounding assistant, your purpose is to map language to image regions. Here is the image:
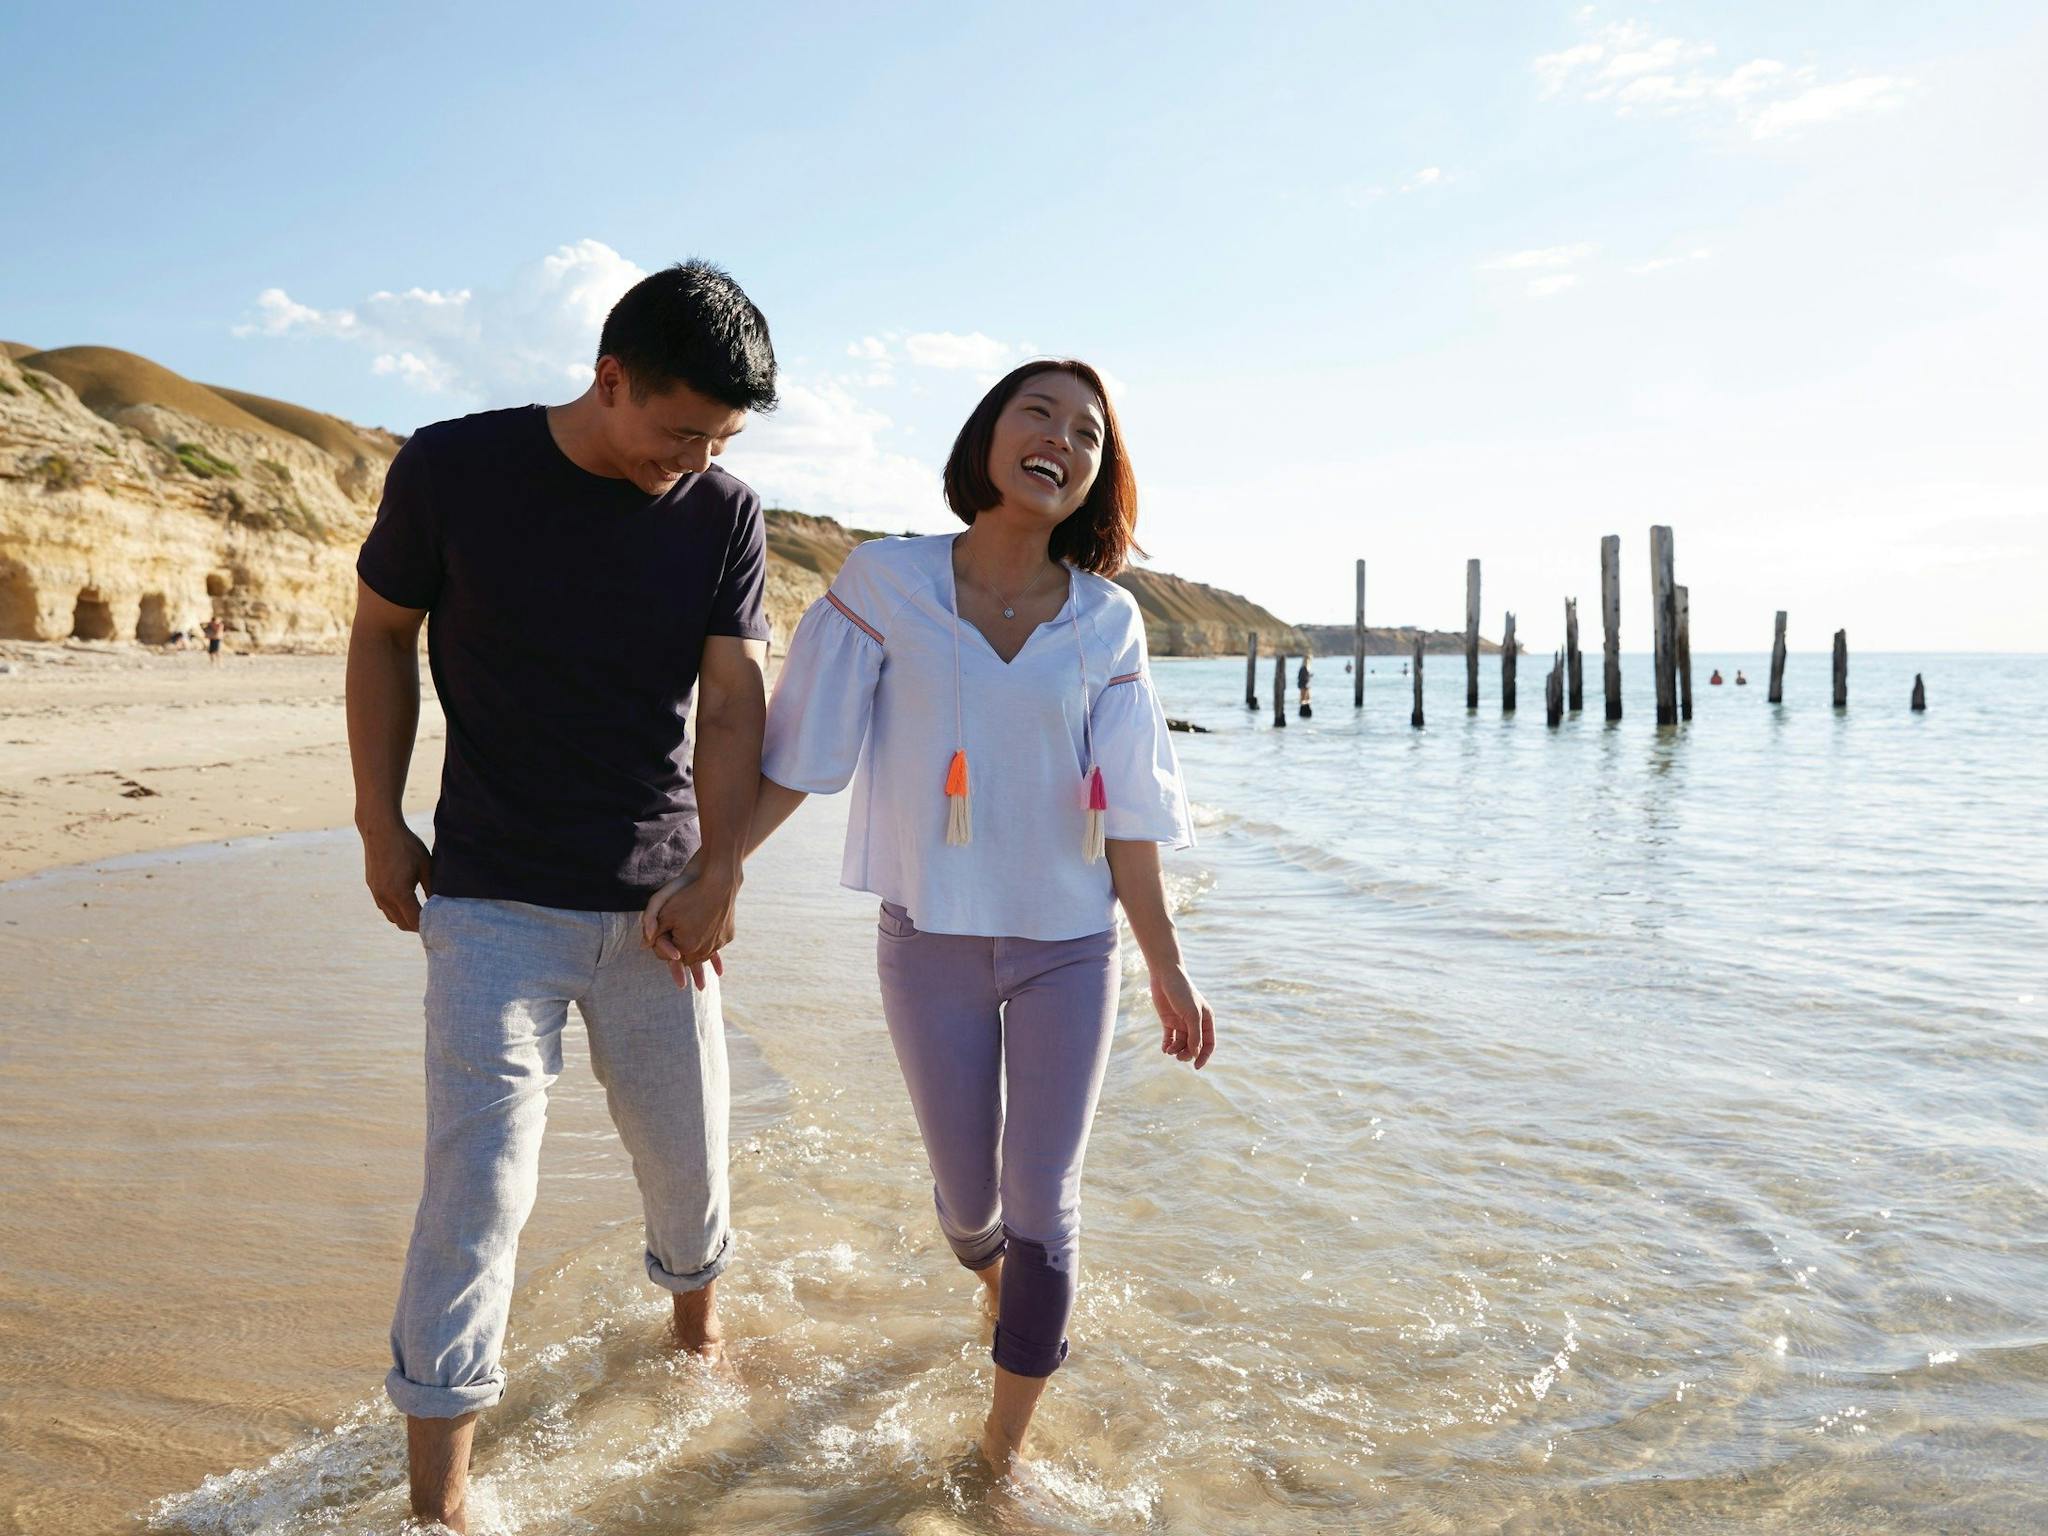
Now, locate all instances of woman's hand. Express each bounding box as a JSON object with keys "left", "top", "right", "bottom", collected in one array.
[{"left": 1150, "top": 964, "right": 1216, "bottom": 1069}]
